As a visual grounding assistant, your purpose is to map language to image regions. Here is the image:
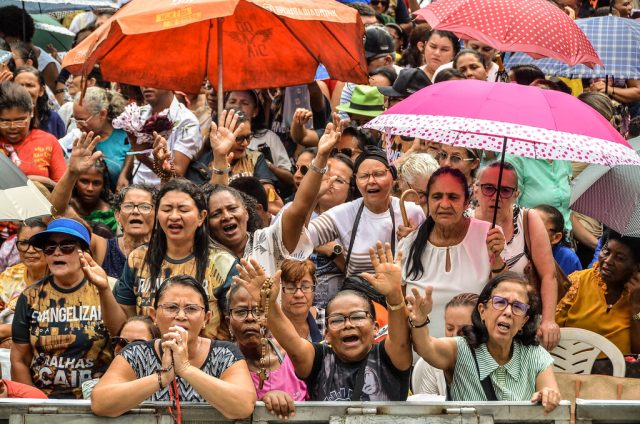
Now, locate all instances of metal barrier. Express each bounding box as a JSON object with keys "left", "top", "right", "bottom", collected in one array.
[
  {"left": 574, "top": 399, "right": 640, "bottom": 423},
  {"left": 0, "top": 400, "right": 573, "bottom": 424}
]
